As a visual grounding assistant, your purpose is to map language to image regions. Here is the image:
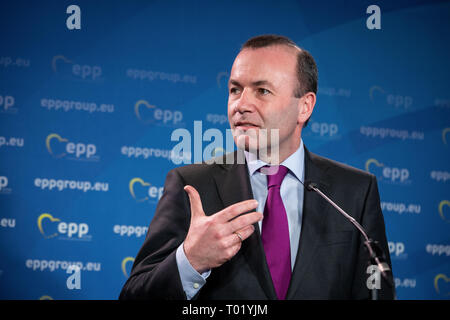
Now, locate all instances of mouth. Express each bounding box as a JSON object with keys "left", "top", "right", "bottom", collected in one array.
[{"left": 234, "top": 121, "right": 260, "bottom": 131}]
